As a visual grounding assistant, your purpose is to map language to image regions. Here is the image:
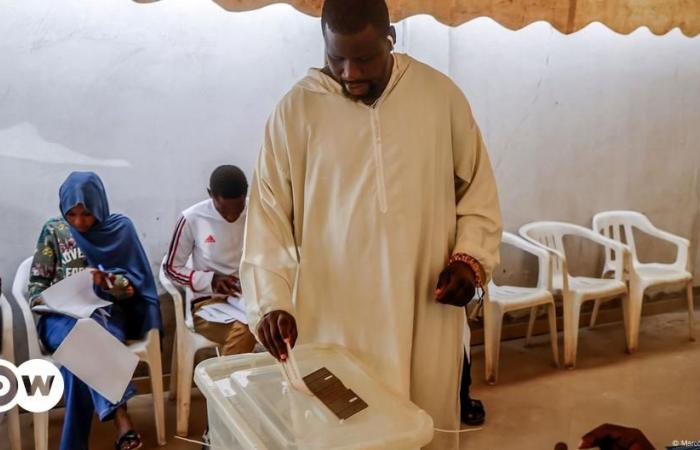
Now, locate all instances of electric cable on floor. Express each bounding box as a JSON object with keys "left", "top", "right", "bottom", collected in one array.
[
  {"left": 434, "top": 426, "right": 483, "bottom": 433},
  {"left": 174, "top": 435, "right": 228, "bottom": 449}
]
